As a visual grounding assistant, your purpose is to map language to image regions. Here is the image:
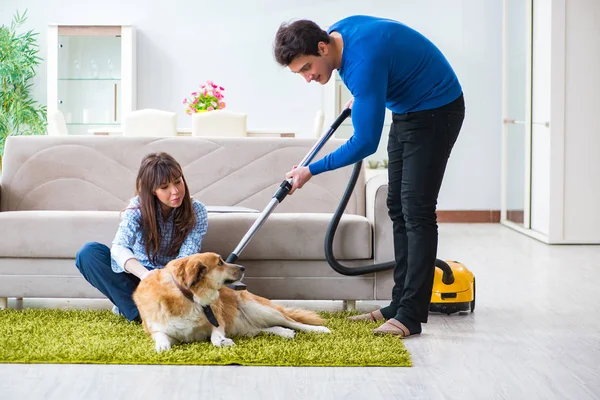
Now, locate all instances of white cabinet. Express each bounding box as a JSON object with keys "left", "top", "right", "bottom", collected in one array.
[
  {"left": 321, "top": 70, "right": 392, "bottom": 169},
  {"left": 47, "top": 25, "right": 136, "bottom": 135},
  {"left": 501, "top": 0, "right": 600, "bottom": 243}
]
